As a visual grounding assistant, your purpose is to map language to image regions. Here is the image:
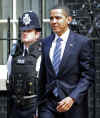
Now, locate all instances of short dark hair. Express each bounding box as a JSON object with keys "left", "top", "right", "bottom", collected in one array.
[{"left": 50, "top": 5, "right": 71, "bottom": 16}]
